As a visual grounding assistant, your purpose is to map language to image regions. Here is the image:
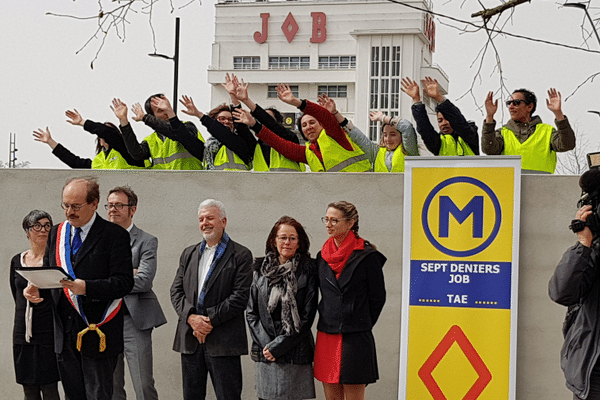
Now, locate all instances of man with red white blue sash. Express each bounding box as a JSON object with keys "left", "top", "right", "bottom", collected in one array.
[{"left": 25, "top": 177, "right": 134, "bottom": 400}]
